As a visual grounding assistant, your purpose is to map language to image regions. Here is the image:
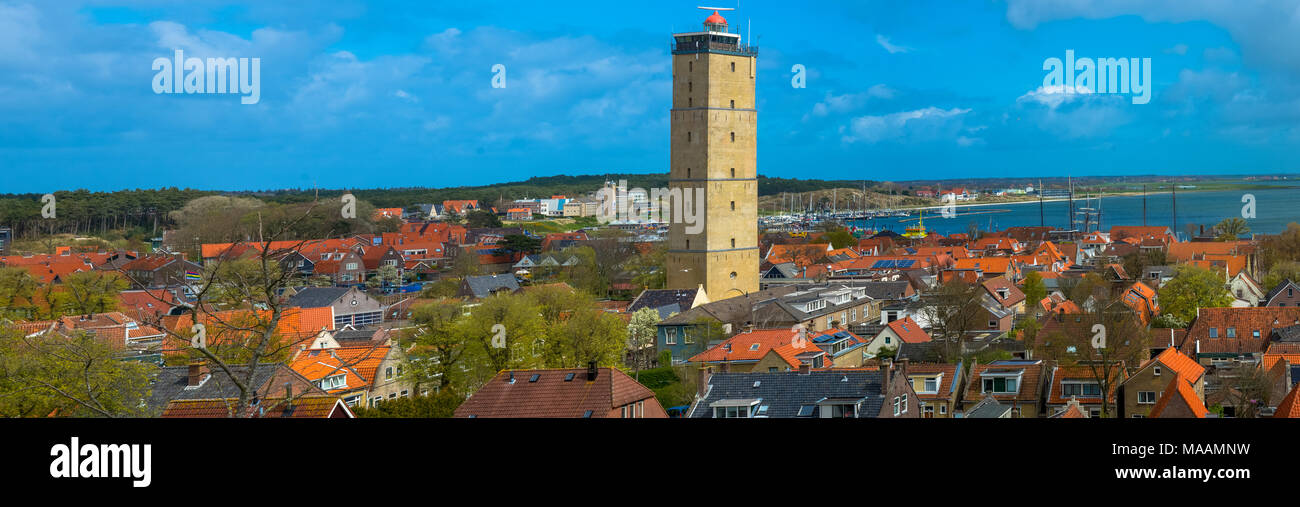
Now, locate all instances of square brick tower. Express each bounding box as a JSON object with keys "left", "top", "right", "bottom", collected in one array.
[{"left": 665, "top": 8, "right": 760, "bottom": 301}]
